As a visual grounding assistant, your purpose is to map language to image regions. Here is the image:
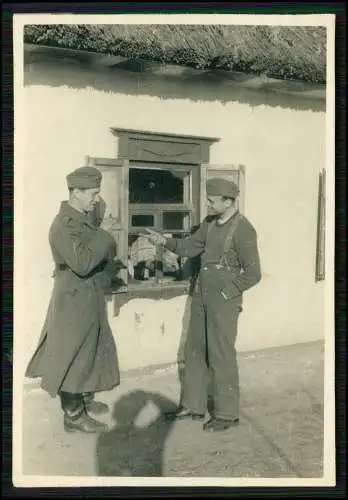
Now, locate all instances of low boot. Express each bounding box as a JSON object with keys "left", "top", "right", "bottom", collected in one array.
[
  {"left": 203, "top": 417, "right": 239, "bottom": 432},
  {"left": 164, "top": 406, "right": 205, "bottom": 421},
  {"left": 82, "top": 392, "right": 109, "bottom": 415},
  {"left": 64, "top": 411, "right": 109, "bottom": 434}
]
